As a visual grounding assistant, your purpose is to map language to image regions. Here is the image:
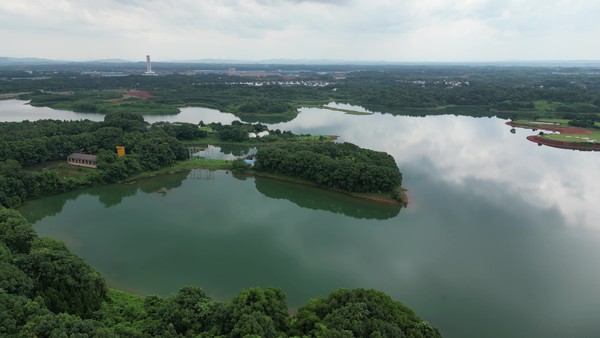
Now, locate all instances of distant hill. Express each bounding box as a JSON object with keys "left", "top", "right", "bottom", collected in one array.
[
  {"left": 0, "top": 57, "right": 63, "bottom": 66},
  {"left": 1, "top": 56, "right": 599, "bottom": 68}
]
